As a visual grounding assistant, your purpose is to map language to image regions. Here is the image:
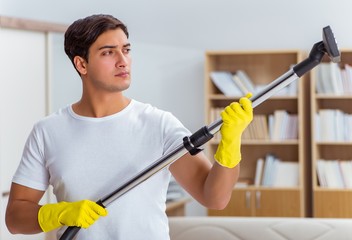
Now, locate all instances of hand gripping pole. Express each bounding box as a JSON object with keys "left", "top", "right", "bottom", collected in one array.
[{"left": 59, "top": 26, "right": 339, "bottom": 240}]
